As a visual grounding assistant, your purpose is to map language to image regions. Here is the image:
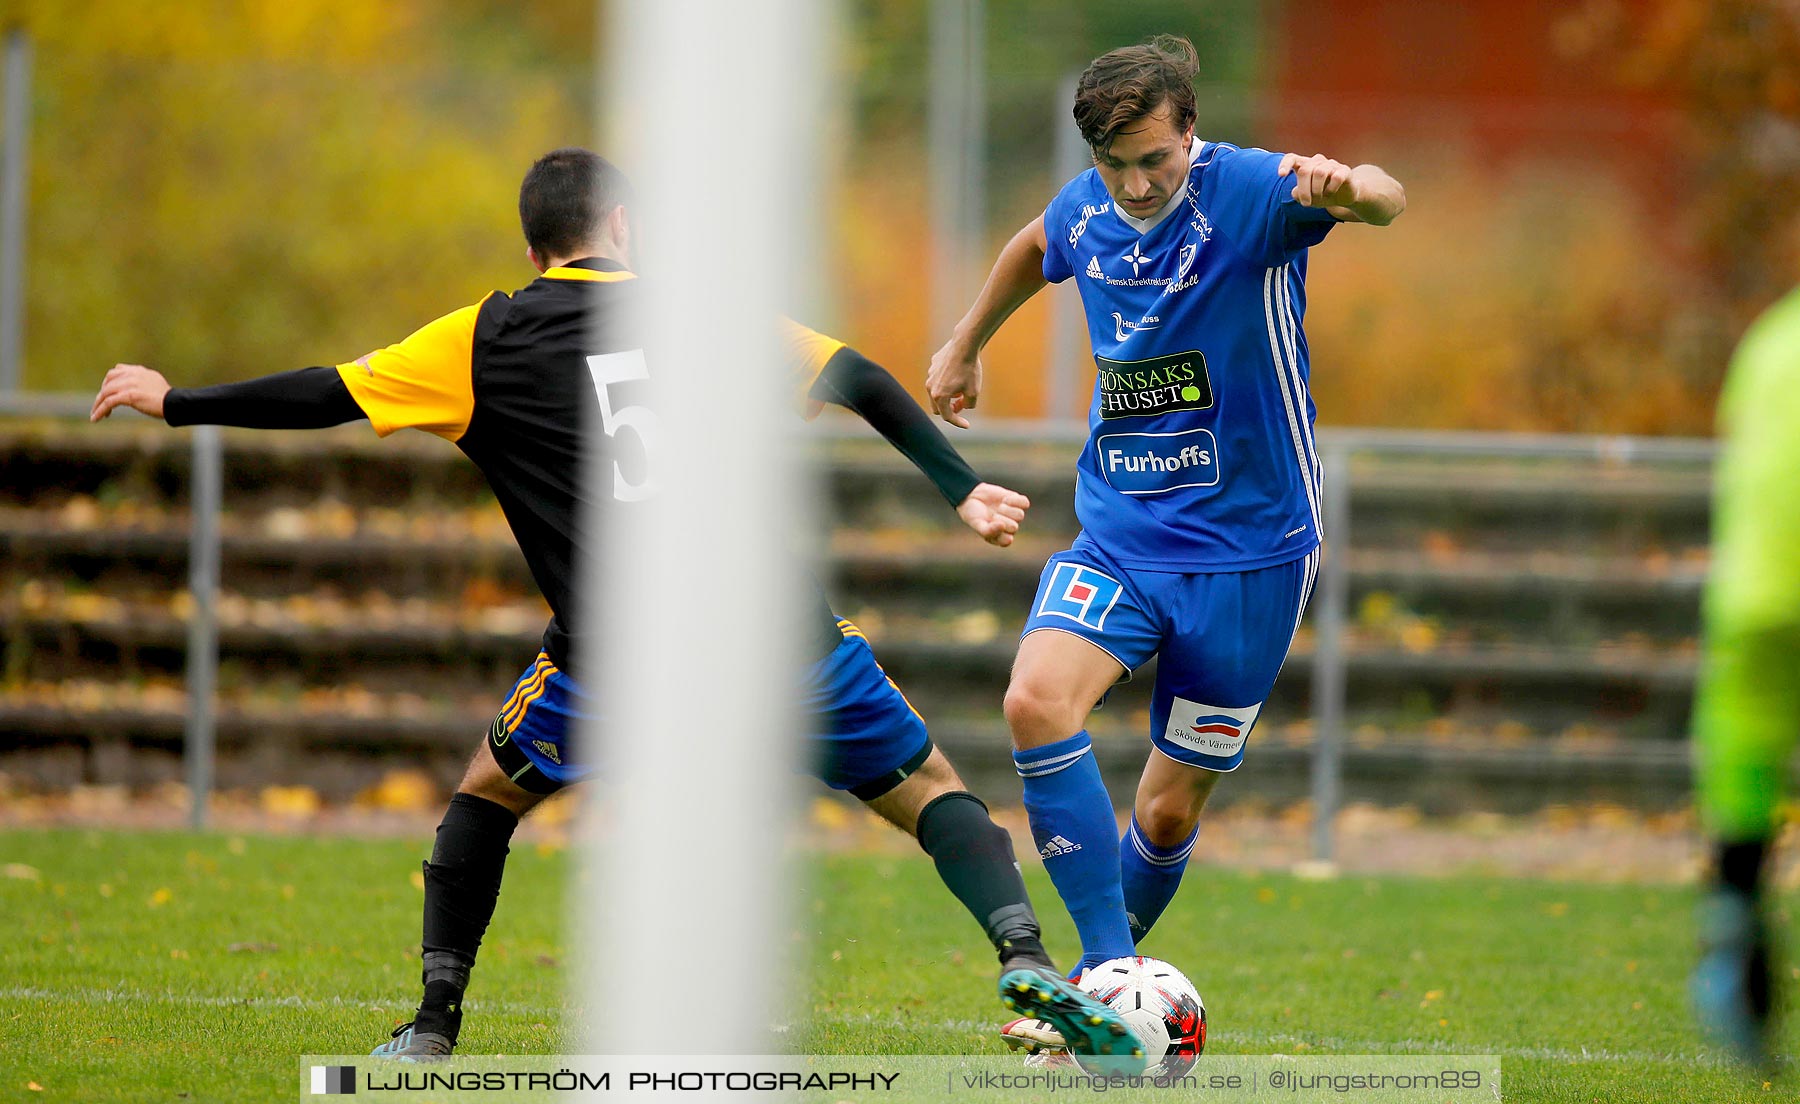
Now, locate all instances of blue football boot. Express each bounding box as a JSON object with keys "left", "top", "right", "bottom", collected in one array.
[
  {"left": 999, "top": 962, "right": 1145, "bottom": 1076},
  {"left": 371, "top": 1020, "right": 455, "bottom": 1061}
]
